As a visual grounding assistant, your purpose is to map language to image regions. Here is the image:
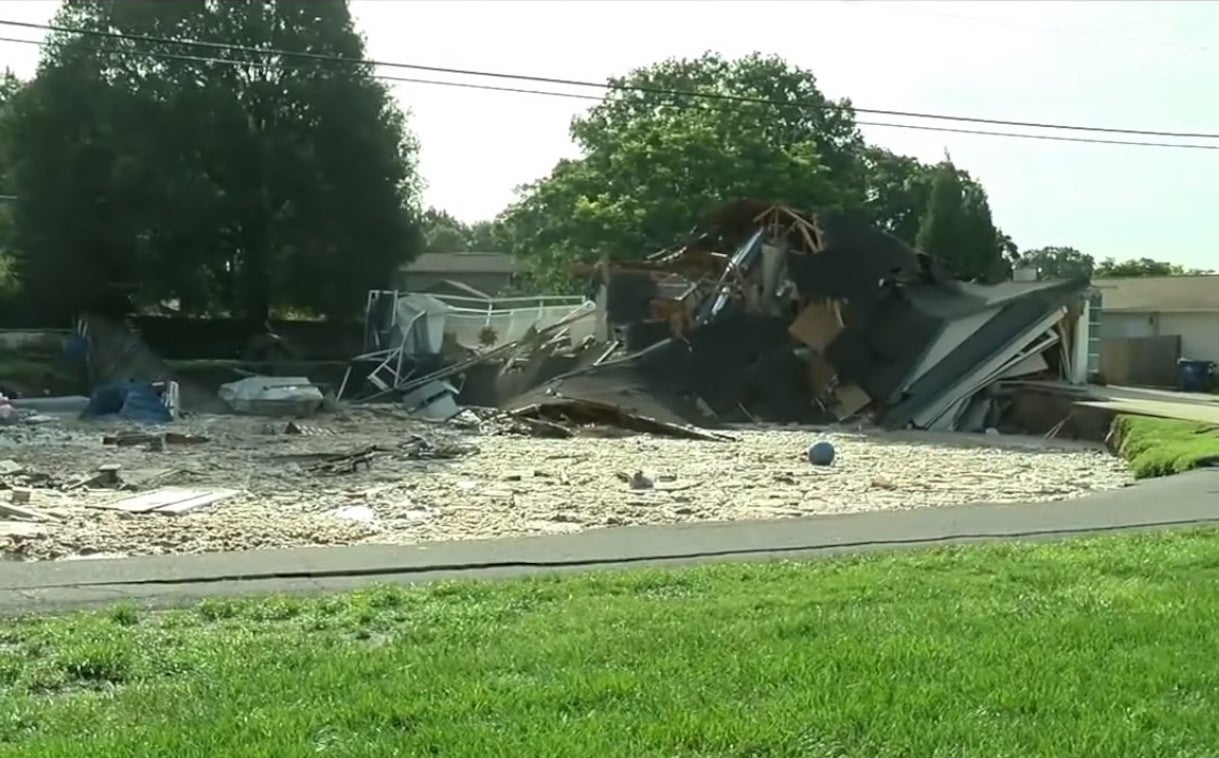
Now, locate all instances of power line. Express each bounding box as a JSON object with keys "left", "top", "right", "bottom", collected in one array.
[
  {"left": 1, "top": 16, "right": 1217, "bottom": 141},
  {"left": 372, "top": 77, "right": 1219, "bottom": 150},
  {"left": 0, "top": 33, "right": 1214, "bottom": 152},
  {"left": 1, "top": 33, "right": 1214, "bottom": 151}
]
